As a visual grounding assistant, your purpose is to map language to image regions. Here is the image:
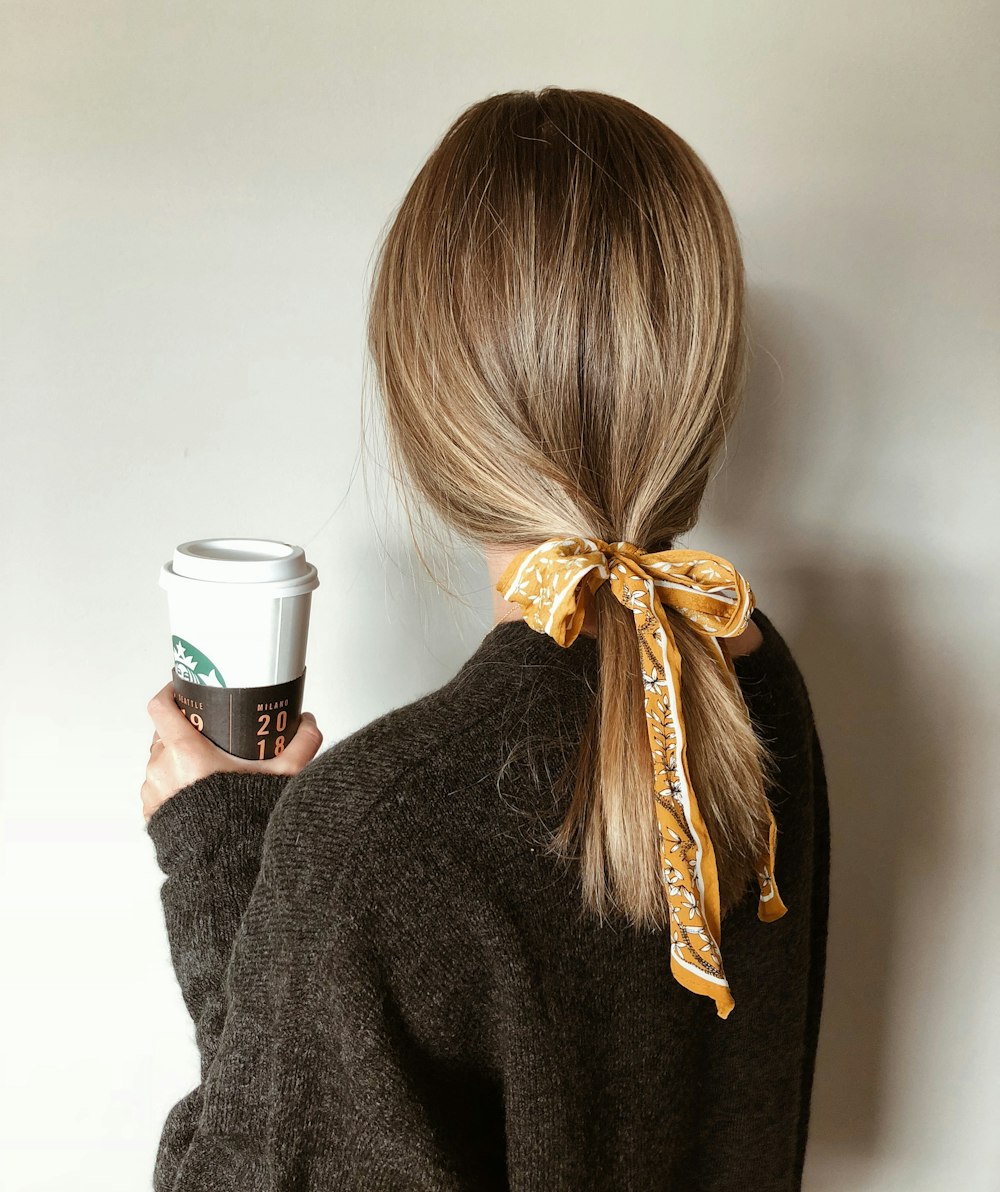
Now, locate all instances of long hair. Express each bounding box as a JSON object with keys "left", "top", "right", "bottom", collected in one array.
[{"left": 365, "top": 88, "right": 775, "bottom": 926}]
